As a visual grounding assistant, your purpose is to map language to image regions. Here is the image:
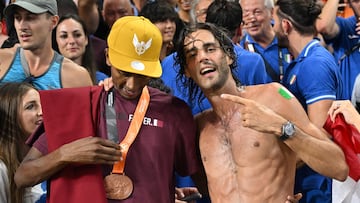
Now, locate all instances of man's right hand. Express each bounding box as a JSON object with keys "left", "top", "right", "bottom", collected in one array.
[{"left": 59, "top": 137, "right": 121, "bottom": 165}]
